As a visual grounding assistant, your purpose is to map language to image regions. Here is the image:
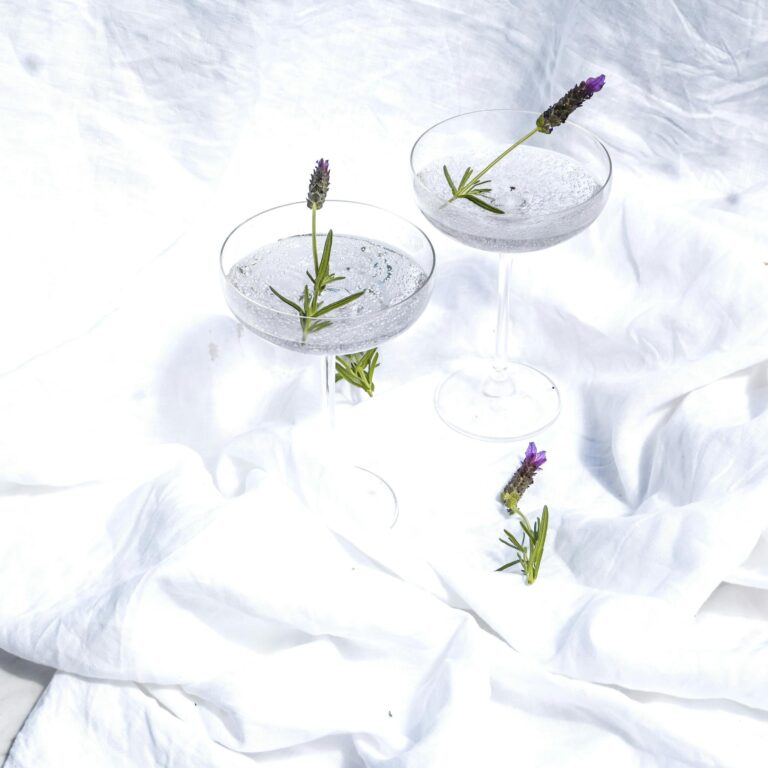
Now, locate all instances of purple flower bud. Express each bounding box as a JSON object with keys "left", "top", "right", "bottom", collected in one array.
[
  {"left": 536, "top": 75, "right": 606, "bottom": 134},
  {"left": 501, "top": 442, "right": 547, "bottom": 512},
  {"left": 307, "top": 158, "right": 330, "bottom": 209},
  {"left": 585, "top": 74, "right": 606, "bottom": 94},
  {"left": 524, "top": 441, "right": 547, "bottom": 470}
]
